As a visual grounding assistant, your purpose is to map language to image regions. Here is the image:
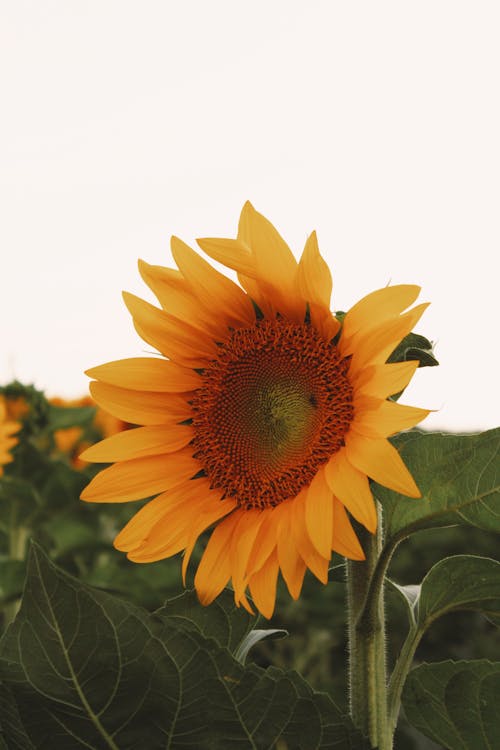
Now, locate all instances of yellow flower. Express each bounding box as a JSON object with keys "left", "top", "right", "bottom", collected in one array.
[
  {"left": 81, "top": 202, "right": 430, "bottom": 618},
  {"left": 0, "top": 395, "right": 21, "bottom": 476},
  {"left": 50, "top": 395, "right": 129, "bottom": 468}
]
